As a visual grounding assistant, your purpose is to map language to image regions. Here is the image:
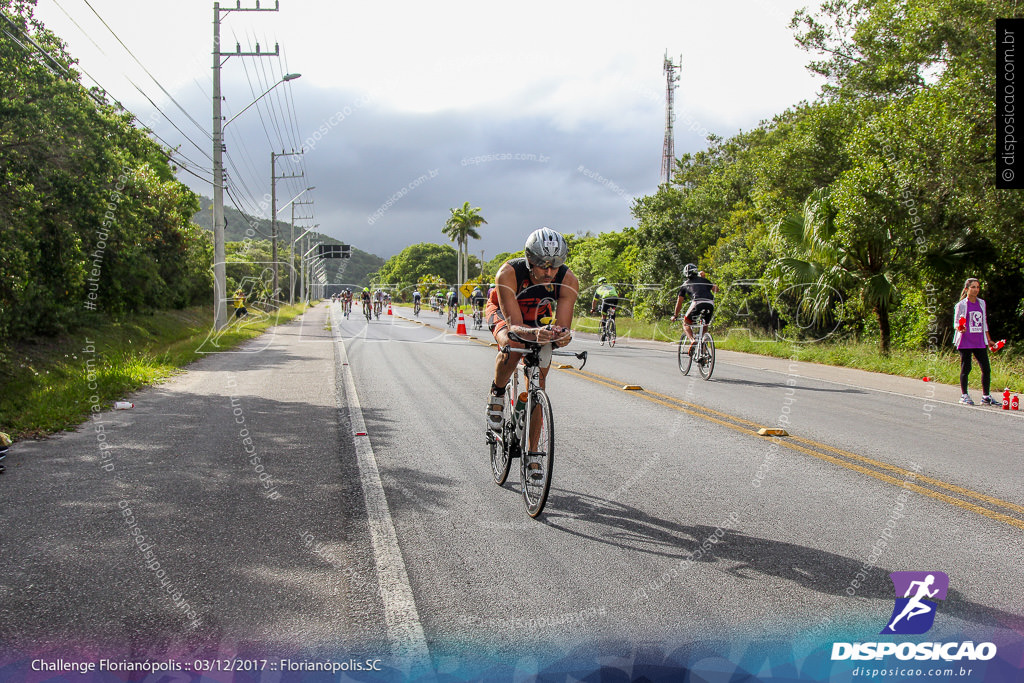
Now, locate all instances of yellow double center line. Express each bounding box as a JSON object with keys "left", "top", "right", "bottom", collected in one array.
[
  {"left": 559, "top": 365, "right": 1024, "bottom": 531},
  {"left": 395, "top": 312, "right": 1024, "bottom": 530}
]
